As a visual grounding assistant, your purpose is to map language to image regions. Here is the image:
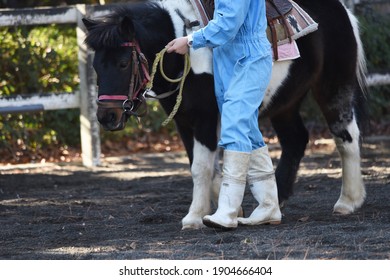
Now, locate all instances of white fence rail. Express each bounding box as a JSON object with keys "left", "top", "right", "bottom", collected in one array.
[
  {"left": 366, "top": 73, "right": 390, "bottom": 87},
  {"left": 0, "top": 4, "right": 389, "bottom": 167},
  {"left": 0, "top": 92, "right": 80, "bottom": 113}
]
